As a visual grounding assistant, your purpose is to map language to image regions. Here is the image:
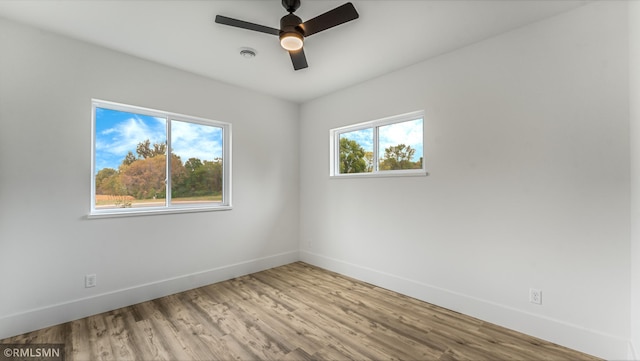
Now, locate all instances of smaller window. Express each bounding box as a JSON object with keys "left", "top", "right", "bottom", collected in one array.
[{"left": 330, "top": 111, "right": 426, "bottom": 177}]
